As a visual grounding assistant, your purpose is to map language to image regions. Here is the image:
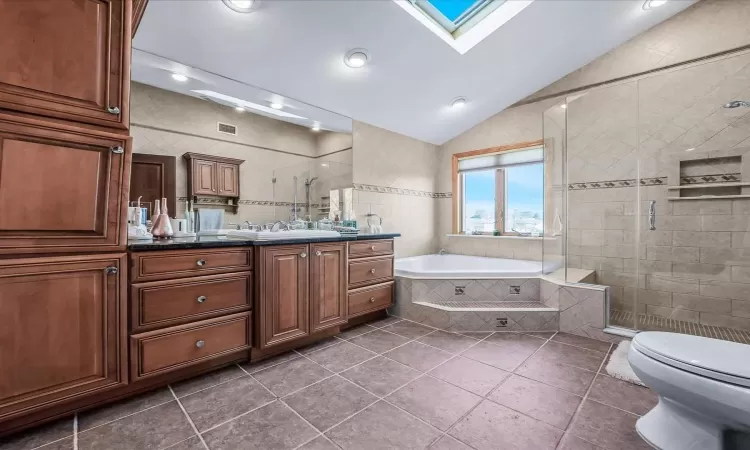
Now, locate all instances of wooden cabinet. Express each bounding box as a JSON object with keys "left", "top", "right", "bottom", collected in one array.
[
  {"left": 0, "top": 114, "right": 131, "bottom": 254},
  {"left": 130, "top": 248, "right": 253, "bottom": 282},
  {"left": 347, "top": 239, "right": 395, "bottom": 319},
  {"left": 0, "top": 254, "right": 127, "bottom": 422},
  {"left": 310, "top": 243, "right": 348, "bottom": 333},
  {"left": 256, "top": 245, "right": 310, "bottom": 348},
  {"left": 183, "top": 153, "right": 243, "bottom": 198},
  {"left": 0, "top": 0, "right": 131, "bottom": 130},
  {"left": 217, "top": 163, "right": 240, "bottom": 197}
]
